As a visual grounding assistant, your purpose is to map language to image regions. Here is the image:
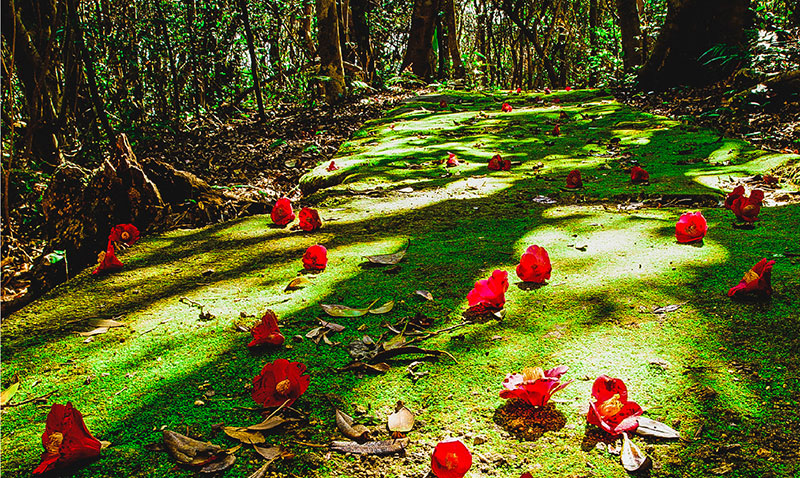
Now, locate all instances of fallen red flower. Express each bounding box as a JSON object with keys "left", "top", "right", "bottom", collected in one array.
[
  {"left": 724, "top": 186, "right": 745, "bottom": 209},
  {"left": 299, "top": 207, "right": 322, "bottom": 232},
  {"left": 446, "top": 152, "right": 459, "bottom": 167},
  {"left": 551, "top": 124, "right": 561, "bottom": 136},
  {"left": 730, "top": 189, "right": 764, "bottom": 223},
  {"left": 252, "top": 359, "right": 310, "bottom": 407},
  {"left": 271, "top": 197, "right": 295, "bottom": 226},
  {"left": 500, "top": 365, "right": 572, "bottom": 406},
  {"left": 439, "top": 100, "right": 448, "bottom": 108},
  {"left": 728, "top": 258, "right": 775, "bottom": 298},
  {"left": 92, "top": 242, "right": 123, "bottom": 275},
  {"left": 552, "top": 98, "right": 561, "bottom": 103},
  {"left": 488, "top": 154, "right": 510, "bottom": 171},
  {"left": 515, "top": 87, "right": 522, "bottom": 94},
  {"left": 33, "top": 403, "right": 102, "bottom": 475},
  {"left": 516, "top": 245, "right": 551, "bottom": 283},
  {"left": 521, "top": 474, "right": 533, "bottom": 478},
  {"left": 431, "top": 438, "right": 472, "bottom": 478},
  {"left": 501, "top": 102, "right": 513, "bottom": 113},
  {"left": 248, "top": 309, "right": 285, "bottom": 348},
  {"left": 565, "top": 86, "right": 572, "bottom": 91},
  {"left": 326, "top": 161, "right": 339, "bottom": 172},
  {"left": 108, "top": 224, "right": 140, "bottom": 246},
  {"left": 587, "top": 375, "right": 643, "bottom": 435},
  {"left": 302, "top": 244, "right": 328, "bottom": 271},
  {"left": 630, "top": 166, "right": 649, "bottom": 184},
  {"left": 675, "top": 211, "right": 707, "bottom": 243},
  {"left": 566, "top": 170, "right": 583, "bottom": 189},
  {"left": 467, "top": 270, "right": 508, "bottom": 309},
  {"left": 544, "top": 87, "right": 551, "bottom": 94}
]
